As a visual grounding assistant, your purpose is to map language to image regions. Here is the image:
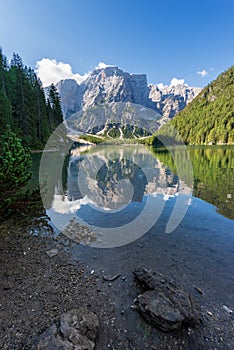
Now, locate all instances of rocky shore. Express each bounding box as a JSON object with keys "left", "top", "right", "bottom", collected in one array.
[{"left": 0, "top": 218, "right": 234, "bottom": 349}]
